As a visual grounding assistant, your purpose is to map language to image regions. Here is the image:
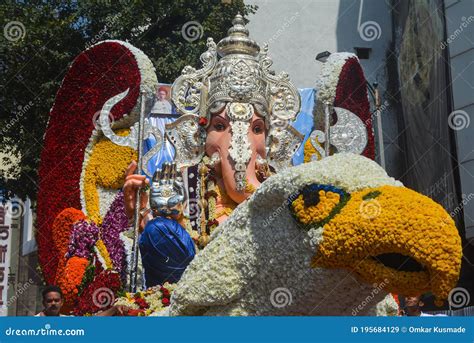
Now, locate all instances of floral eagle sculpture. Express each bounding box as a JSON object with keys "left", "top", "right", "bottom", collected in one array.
[{"left": 168, "top": 154, "right": 462, "bottom": 316}]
